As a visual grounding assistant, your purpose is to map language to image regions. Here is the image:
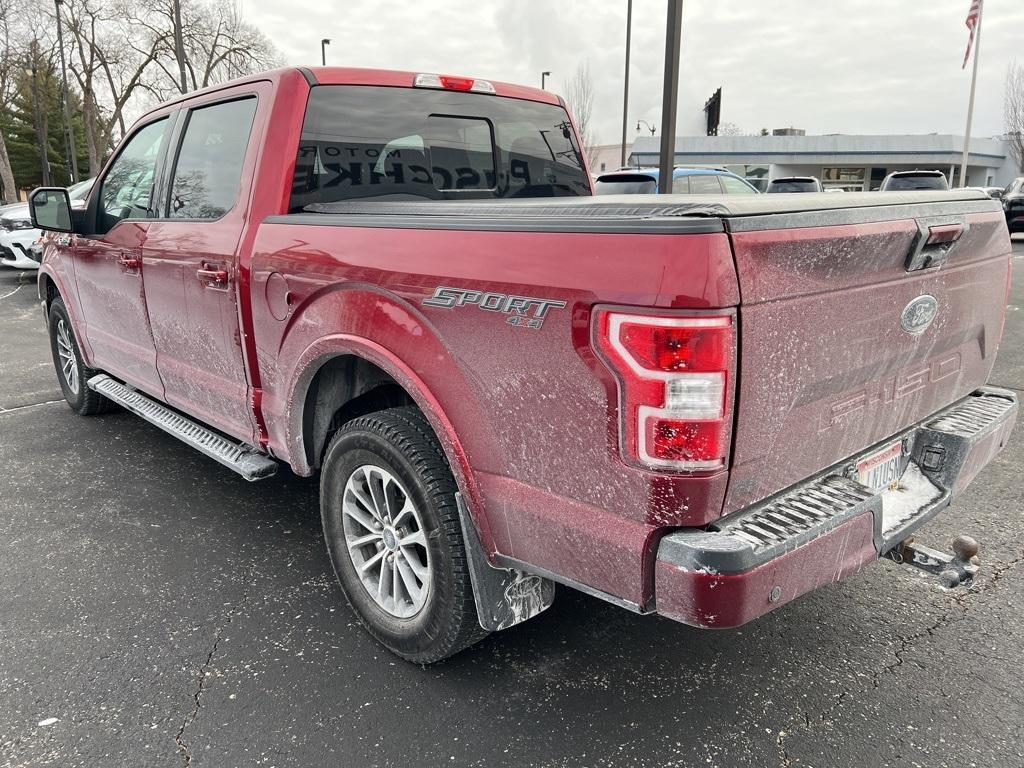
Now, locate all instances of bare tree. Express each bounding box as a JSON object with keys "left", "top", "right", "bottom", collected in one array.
[
  {"left": 562, "top": 62, "right": 599, "bottom": 168},
  {"left": 17, "top": 0, "right": 281, "bottom": 180},
  {"left": 59, "top": 0, "right": 167, "bottom": 173},
  {"left": 0, "top": 0, "right": 20, "bottom": 201},
  {"left": 144, "top": 0, "right": 281, "bottom": 97},
  {"left": 1006, "top": 61, "right": 1024, "bottom": 174}
]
